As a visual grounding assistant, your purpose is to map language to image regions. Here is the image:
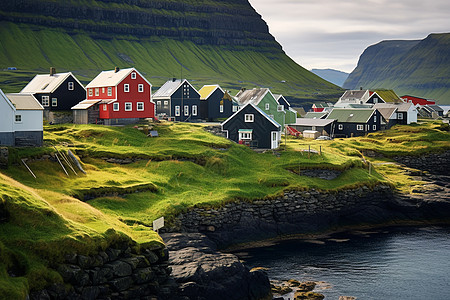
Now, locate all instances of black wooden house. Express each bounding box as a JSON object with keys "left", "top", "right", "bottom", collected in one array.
[
  {"left": 199, "top": 85, "right": 234, "bottom": 121},
  {"left": 326, "top": 108, "right": 383, "bottom": 138},
  {"left": 221, "top": 103, "right": 281, "bottom": 149},
  {"left": 20, "top": 68, "right": 86, "bottom": 111},
  {"left": 153, "top": 79, "right": 200, "bottom": 122}
]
